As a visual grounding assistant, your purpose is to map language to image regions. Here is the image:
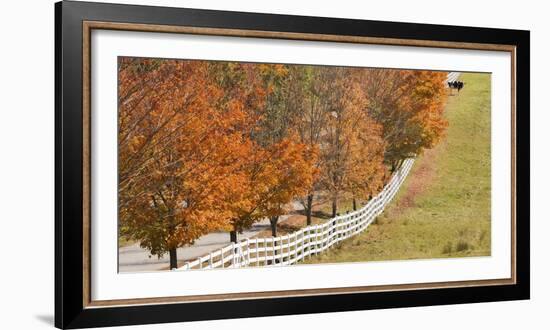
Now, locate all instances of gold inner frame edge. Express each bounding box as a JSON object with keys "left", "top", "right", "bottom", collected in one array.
[{"left": 81, "top": 20, "right": 517, "bottom": 308}]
